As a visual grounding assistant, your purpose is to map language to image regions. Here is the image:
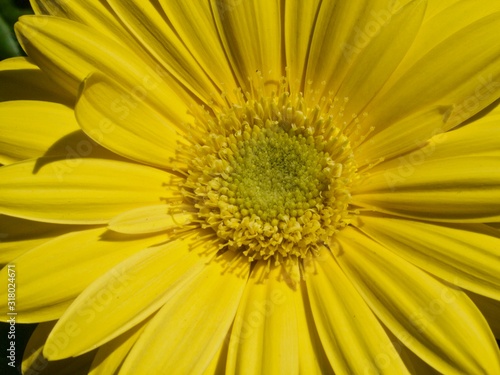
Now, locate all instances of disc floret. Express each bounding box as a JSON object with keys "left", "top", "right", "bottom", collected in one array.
[{"left": 184, "top": 93, "right": 356, "bottom": 264}]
